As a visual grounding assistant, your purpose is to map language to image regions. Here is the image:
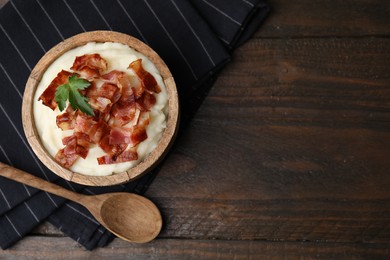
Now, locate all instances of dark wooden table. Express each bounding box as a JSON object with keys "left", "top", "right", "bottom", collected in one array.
[{"left": 1, "top": 0, "right": 390, "bottom": 258}]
